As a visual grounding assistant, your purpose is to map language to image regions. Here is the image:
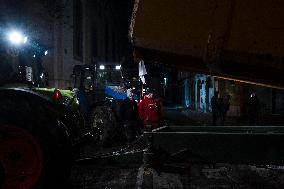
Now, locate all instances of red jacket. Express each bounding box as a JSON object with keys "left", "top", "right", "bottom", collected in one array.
[{"left": 138, "top": 96, "right": 161, "bottom": 124}]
